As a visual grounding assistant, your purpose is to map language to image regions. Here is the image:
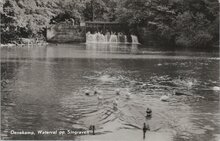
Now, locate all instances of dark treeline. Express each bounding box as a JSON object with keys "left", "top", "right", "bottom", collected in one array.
[{"left": 1, "top": 0, "right": 219, "bottom": 48}]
